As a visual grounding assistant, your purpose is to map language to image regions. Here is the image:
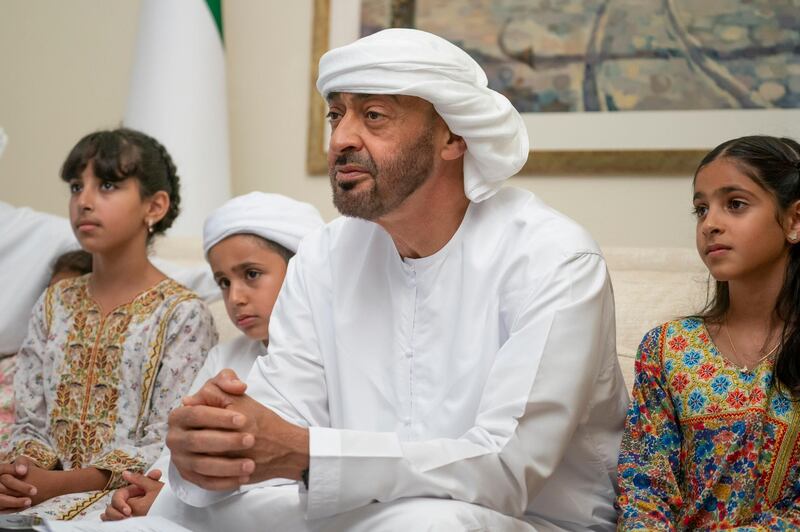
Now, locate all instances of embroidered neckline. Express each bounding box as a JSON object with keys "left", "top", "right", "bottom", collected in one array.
[{"left": 71, "top": 275, "right": 176, "bottom": 318}]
